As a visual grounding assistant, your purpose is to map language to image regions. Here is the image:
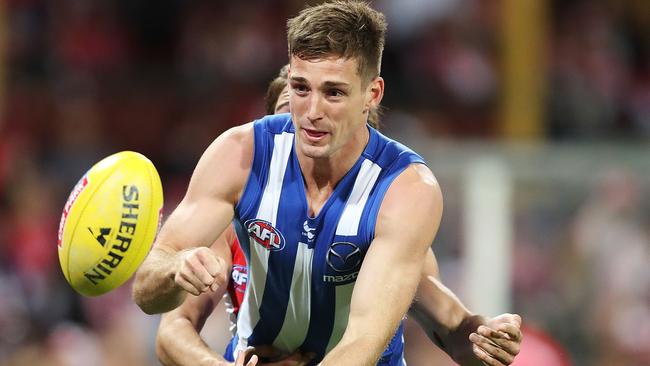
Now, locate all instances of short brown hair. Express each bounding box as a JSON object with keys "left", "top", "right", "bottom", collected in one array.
[
  {"left": 287, "top": 0, "right": 387, "bottom": 85},
  {"left": 265, "top": 64, "right": 289, "bottom": 114}
]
